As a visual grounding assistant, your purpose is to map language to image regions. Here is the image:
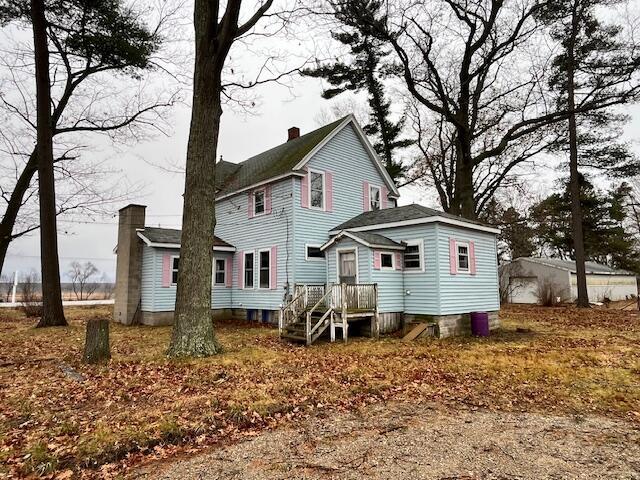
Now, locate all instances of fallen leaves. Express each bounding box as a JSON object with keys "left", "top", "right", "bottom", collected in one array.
[{"left": 0, "top": 305, "right": 638, "bottom": 478}]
